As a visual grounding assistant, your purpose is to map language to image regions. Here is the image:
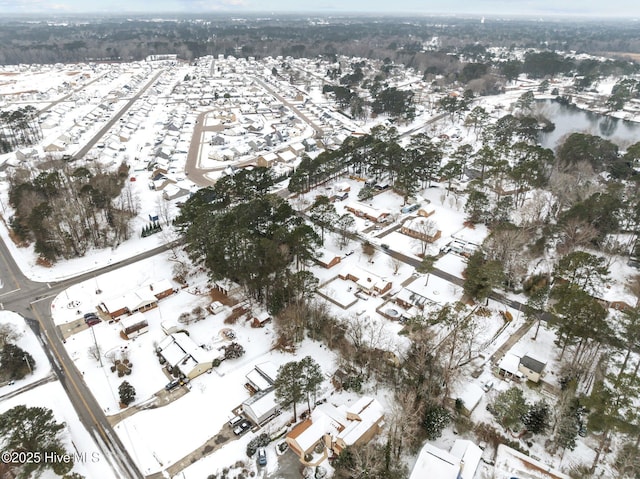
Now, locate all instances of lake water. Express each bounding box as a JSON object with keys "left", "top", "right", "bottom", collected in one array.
[{"left": 535, "top": 99, "right": 640, "bottom": 151}]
